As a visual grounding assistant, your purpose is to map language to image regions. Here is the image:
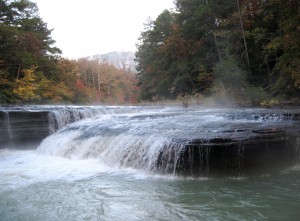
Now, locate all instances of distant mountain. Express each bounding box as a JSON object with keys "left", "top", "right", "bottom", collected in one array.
[{"left": 90, "top": 51, "right": 137, "bottom": 72}]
